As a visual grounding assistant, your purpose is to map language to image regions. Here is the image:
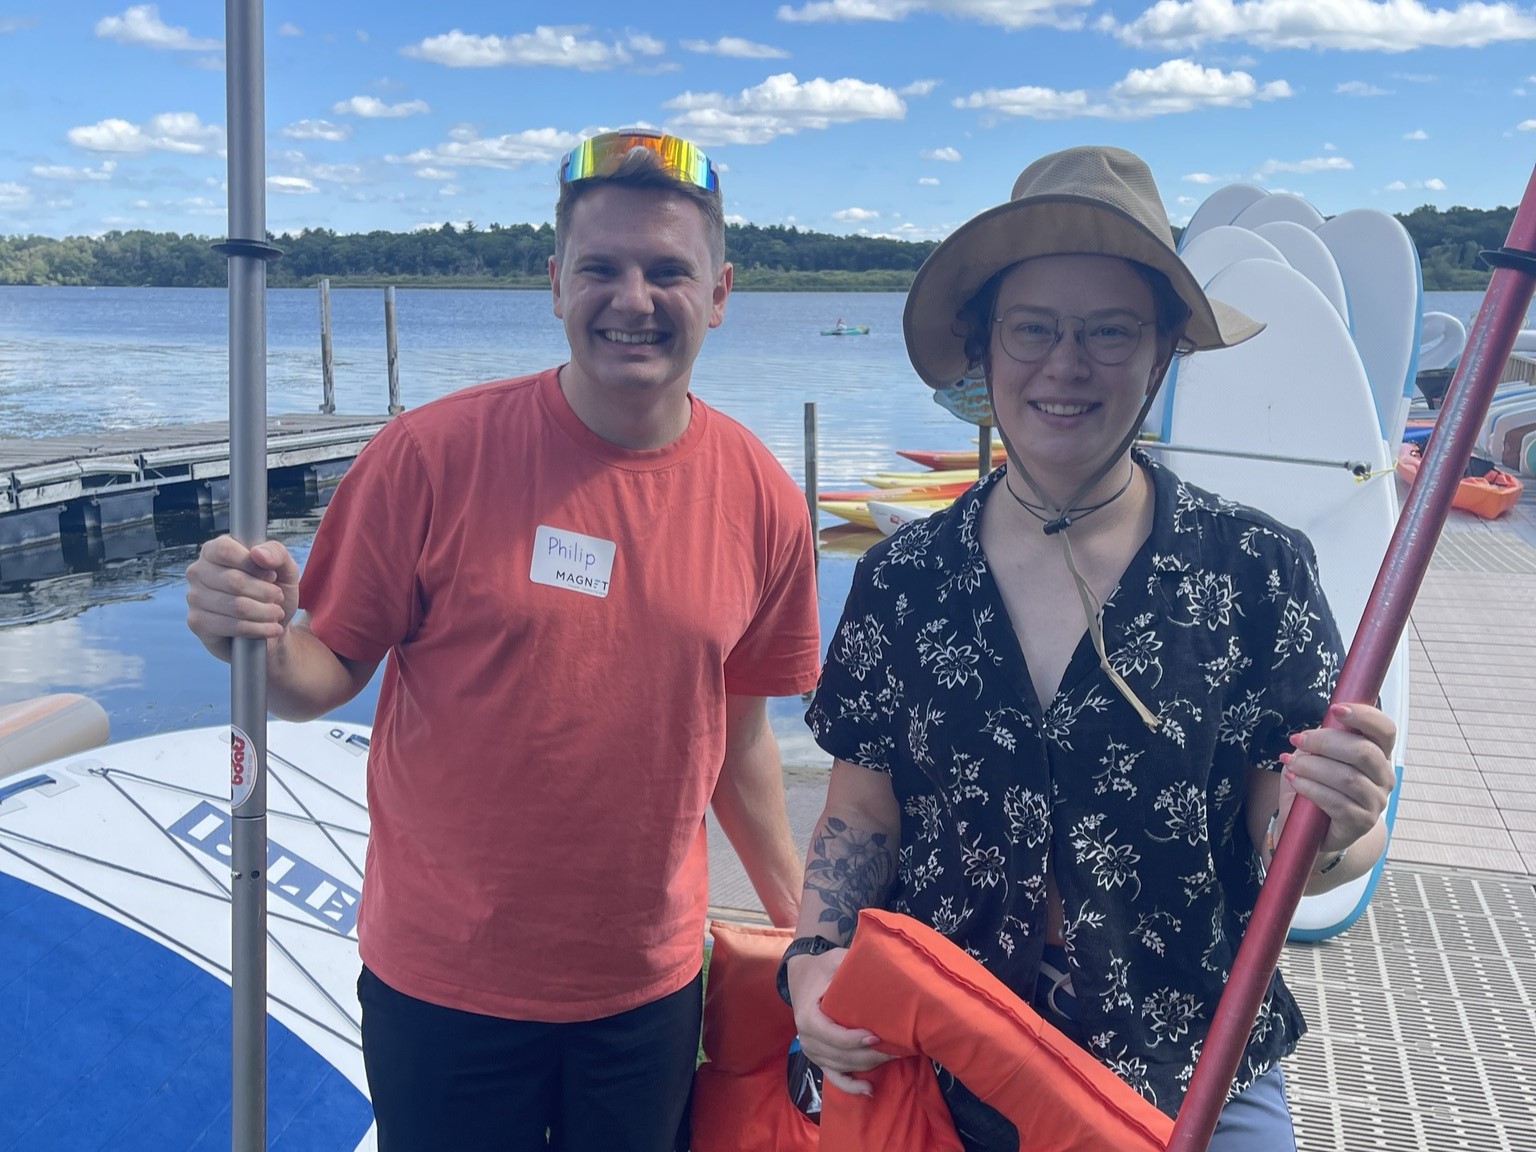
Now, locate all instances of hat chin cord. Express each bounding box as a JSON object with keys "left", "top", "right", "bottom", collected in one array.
[{"left": 989, "top": 373, "right": 1168, "bottom": 731}]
